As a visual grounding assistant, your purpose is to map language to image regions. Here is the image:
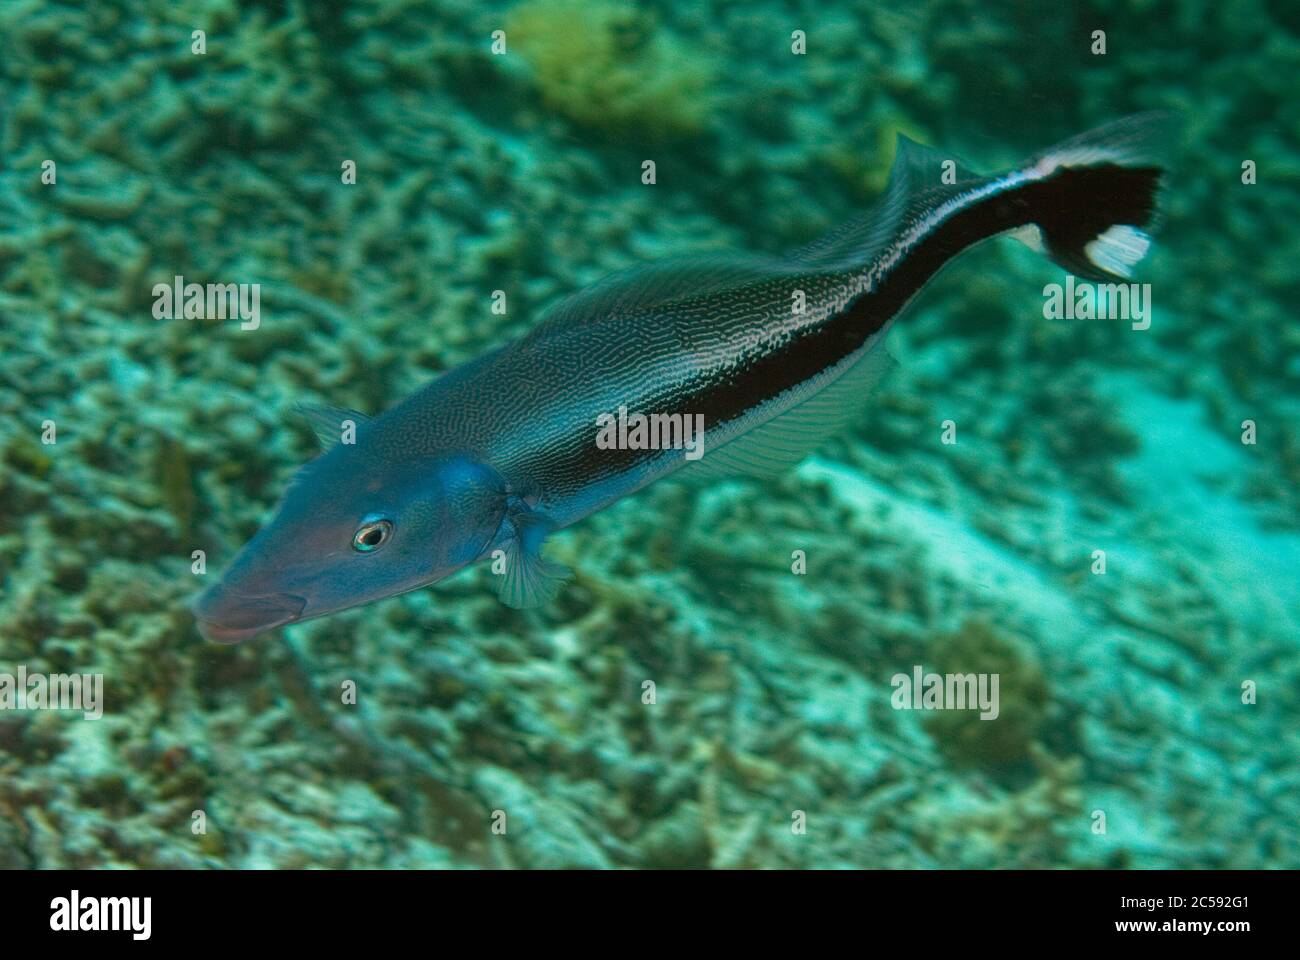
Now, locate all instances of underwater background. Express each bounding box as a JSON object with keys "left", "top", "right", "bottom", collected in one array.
[{"left": 0, "top": 0, "right": 1297, "bottom": 869}]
